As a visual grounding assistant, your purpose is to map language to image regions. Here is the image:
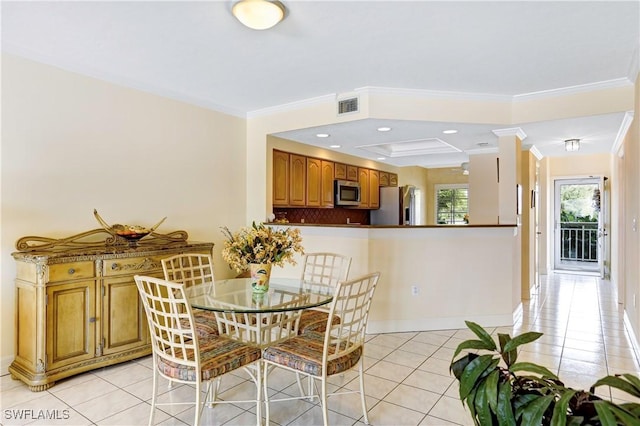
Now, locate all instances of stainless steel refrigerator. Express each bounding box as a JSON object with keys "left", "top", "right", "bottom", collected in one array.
[{"left": 370, "top": 185, "right": 417, "bottom": 225}]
